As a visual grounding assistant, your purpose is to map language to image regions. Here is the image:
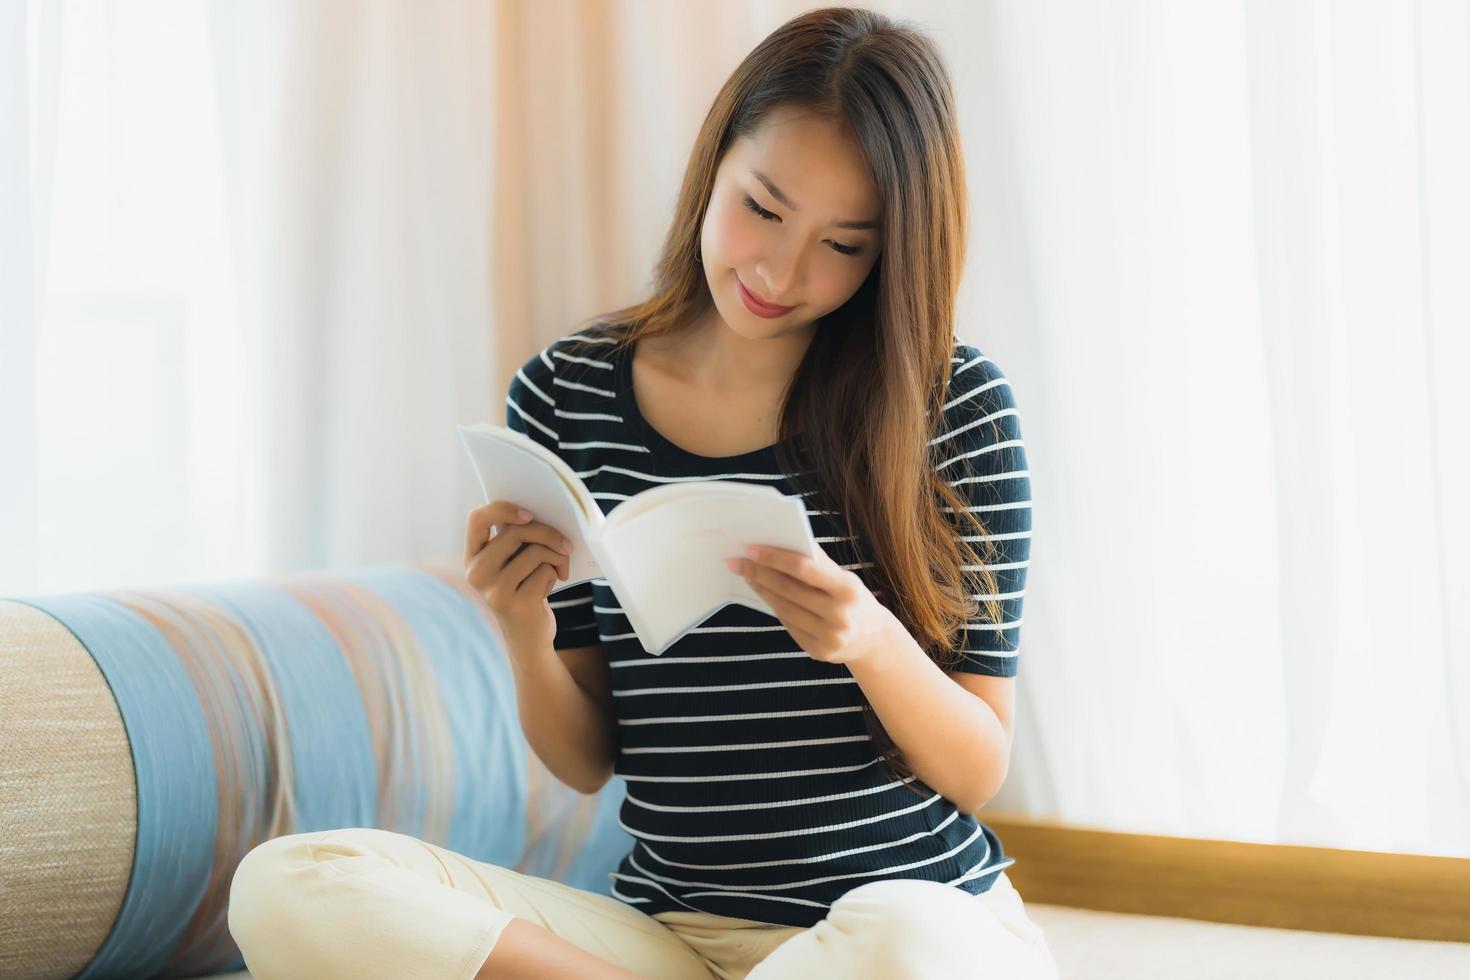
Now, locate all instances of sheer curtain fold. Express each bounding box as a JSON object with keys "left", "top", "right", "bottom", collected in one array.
[
  {"left": 976, "top": 0, "right": 1469, "bottom": 856},
  {"left": 0, "top": 0, "right": 54, "bottom": 596},
  {"left": 1, "top": 0, "right": 1465, "bottom": 857}
]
